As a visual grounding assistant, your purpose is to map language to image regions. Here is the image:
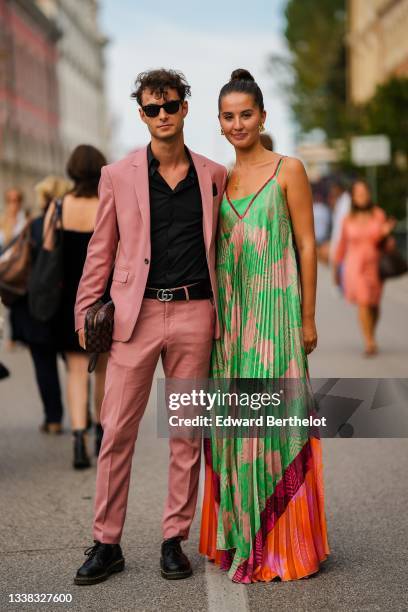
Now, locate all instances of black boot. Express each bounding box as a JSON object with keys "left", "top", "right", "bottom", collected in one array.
[
  {"left": 160, "top": 536, "right": 192, "bottom": 580},
  {"left": 94, "top": 423, "right": 103, "bottom": 457},
  {"left": 73, "top": 430, "right": 91, "bottom": 470},
  {"left": 0, "top": 361, "right": 10, "bottom": 380},
  {"left": 74, "top": 541, "right": 125, "bottom": 585}
]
